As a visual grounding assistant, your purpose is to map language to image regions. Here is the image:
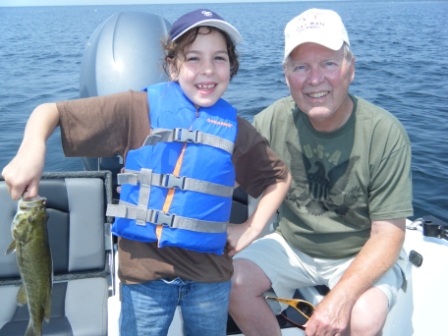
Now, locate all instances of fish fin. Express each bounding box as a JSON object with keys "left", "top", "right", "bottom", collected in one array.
[
  {"left": 44, "top": 291, "right": 52, "bottom": 322},
  {"left": 5, "top": 240, "right": 16, "bottom": 255},
  {"left": 25, "top": 321, "right": 40, "bottom": 336},
  {"left": 17, "top": 285, "right": 27, "bottom": 306}
]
